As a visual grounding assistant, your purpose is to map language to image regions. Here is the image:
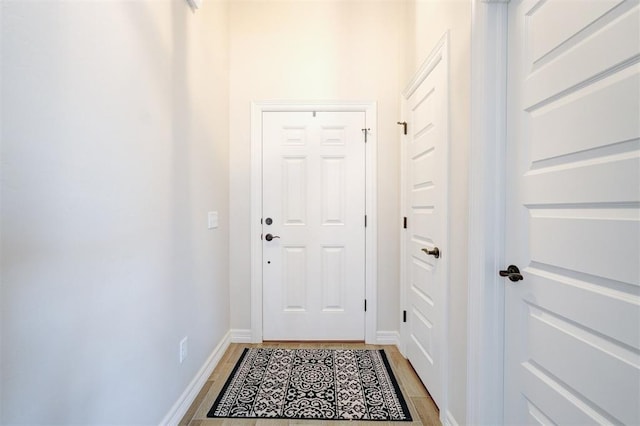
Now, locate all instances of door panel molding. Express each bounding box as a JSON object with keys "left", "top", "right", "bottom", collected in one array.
[{"left": 250, "top": 101, "right": 377, "bottom": 343}]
